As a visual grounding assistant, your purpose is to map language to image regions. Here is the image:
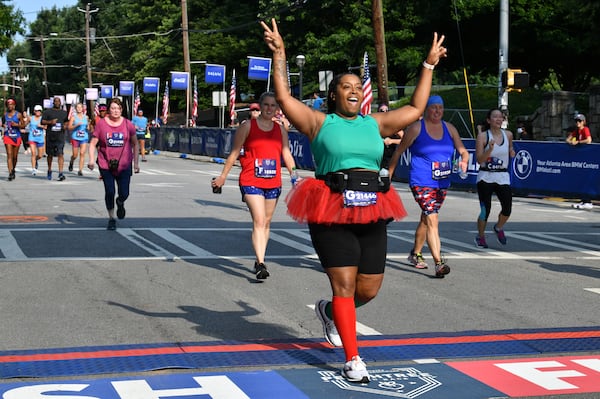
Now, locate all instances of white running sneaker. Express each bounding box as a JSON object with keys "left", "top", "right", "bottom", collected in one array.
[
  {"left": 341, "top": 355, "right": 370, "bottom": 383},
  {"left": 31, "top": 169, "right": 38, "bottom": 176},
  {"left": 573, "top": 202, "right": 593, "bottom": 210},
  {"left": 315, "top": 299, "right": 342, "bottom": 347}
]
